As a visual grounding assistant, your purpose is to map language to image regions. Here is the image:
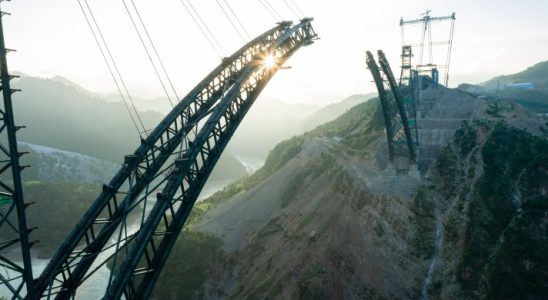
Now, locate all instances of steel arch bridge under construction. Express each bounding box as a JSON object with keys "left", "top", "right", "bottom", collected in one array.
[
  {"left": 1, "top": 19, "right": 317, "bottom": 299},
  {"left": 366, "top": 50, "right": 416, "bottom": 167}
]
